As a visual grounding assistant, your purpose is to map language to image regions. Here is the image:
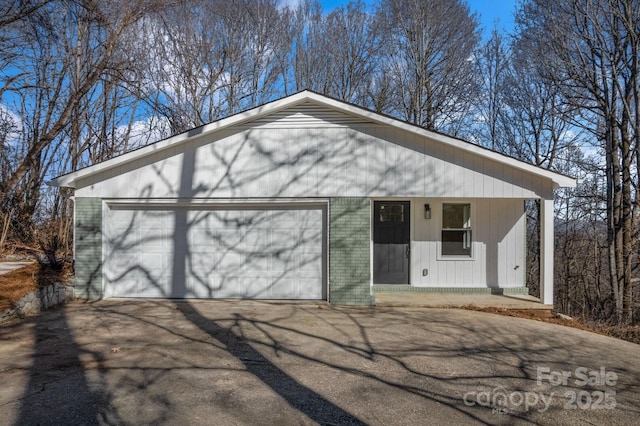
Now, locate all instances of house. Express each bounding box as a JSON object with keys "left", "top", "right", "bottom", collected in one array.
[{"left": 49, "top": 91, "right": 576, "bottom": 306}]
